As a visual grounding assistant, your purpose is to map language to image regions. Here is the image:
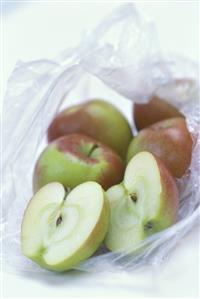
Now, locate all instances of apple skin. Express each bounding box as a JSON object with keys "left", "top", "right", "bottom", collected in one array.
[
  {"left": 47, "top": 99, "right": 133, "bottom": 159},
  {"left": 127, "top": 117, "right": 193, "bottom": 178},
  {"left": 148, "top": 154, "right": 179, "bottom": 231},
  {"left": 33, "top": 134, "right": 124, "bottom": 192},
  {"left": 133, "top": 96, "right": 183, "bottom": 131},
  {"left": 105, "top": 152, "right": 179, "bottom": 253}
]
